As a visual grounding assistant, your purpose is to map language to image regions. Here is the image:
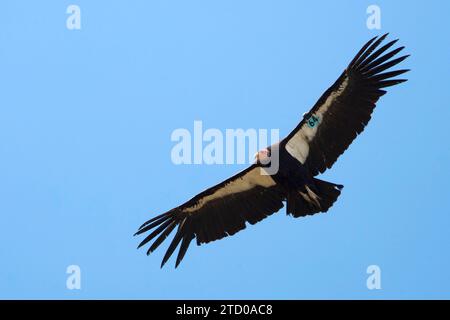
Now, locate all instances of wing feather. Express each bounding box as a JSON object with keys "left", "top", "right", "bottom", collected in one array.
[
  {"left": 284, "top": 34, "right": 409, "bottom": 175},
  {"left": 135, "top": 165, "right": 284, "bottom": 267}
]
